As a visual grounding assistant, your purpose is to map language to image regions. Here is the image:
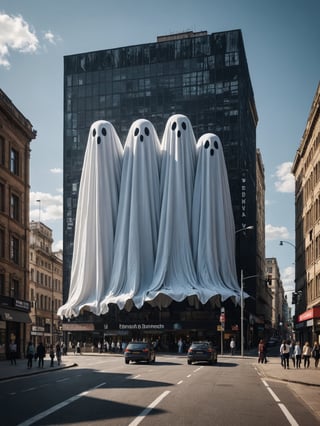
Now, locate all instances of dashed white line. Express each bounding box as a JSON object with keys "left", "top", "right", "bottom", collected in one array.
[
  {"left": 22, "top": 387, "right": 36, "bottom": 393},
  {"left": 129, "top": 390, "right": 171, "bottom": 426},
  {"left": 261, "top": 379, "right": 299, "bottom": 425},
  {"left": 177, "top": 380, "right": 183, "bottom": 385},
  {"left": 17, "top": 382, "right": 106, "bottom": 426}
]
